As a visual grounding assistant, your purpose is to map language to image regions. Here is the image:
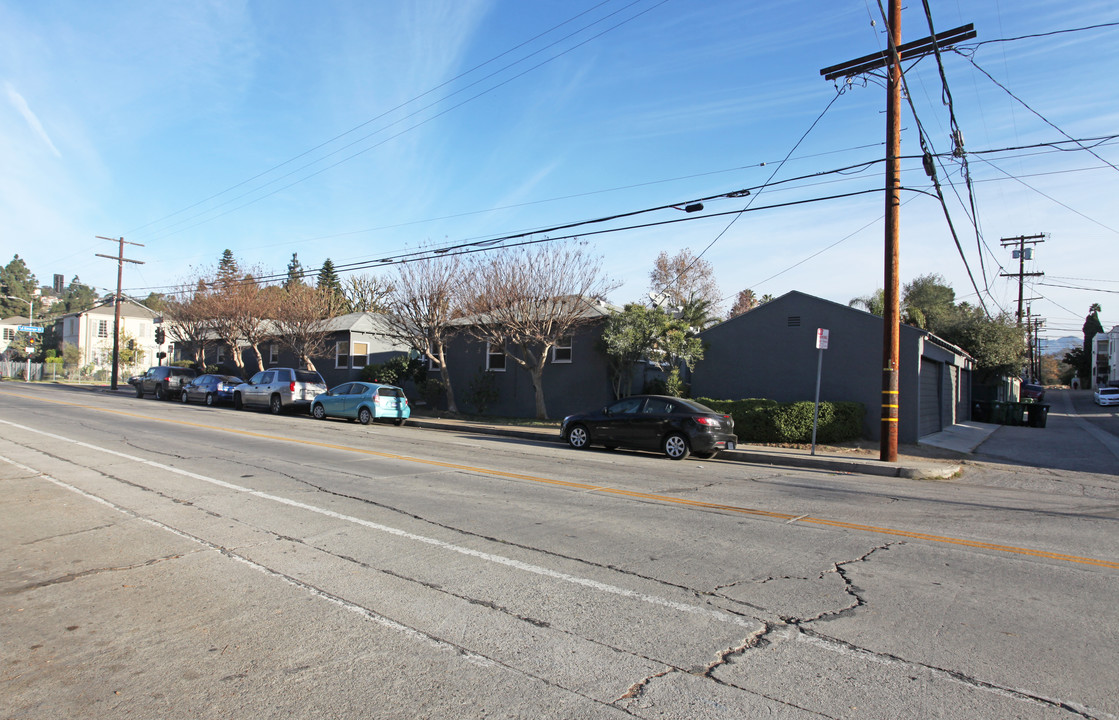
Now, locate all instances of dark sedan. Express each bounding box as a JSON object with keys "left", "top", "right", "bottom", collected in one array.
[
  {"left": 561, "top": 395, "right": 737, "bottom": 460},
  {"left": 180, "top": 374, "right": 245, "bottom": 407}
]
